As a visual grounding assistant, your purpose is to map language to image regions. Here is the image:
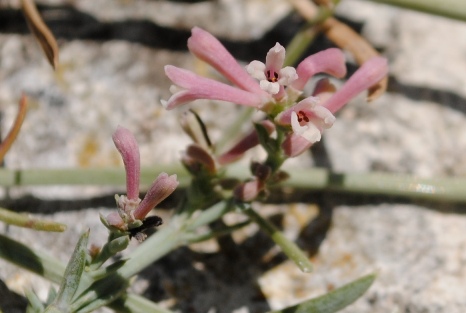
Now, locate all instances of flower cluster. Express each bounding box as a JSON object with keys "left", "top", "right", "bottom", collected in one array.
[
  {"left": 163, "top": 27, "right": 388, "bottom": 157},
  {"left": 105, "top": 126, "right": 179, "bottom": 233}
]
